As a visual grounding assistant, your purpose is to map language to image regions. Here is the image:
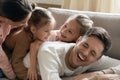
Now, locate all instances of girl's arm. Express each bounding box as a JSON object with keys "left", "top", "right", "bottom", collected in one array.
[{"left": 27, "top": 40, "right": 42, "bottom": 80}]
